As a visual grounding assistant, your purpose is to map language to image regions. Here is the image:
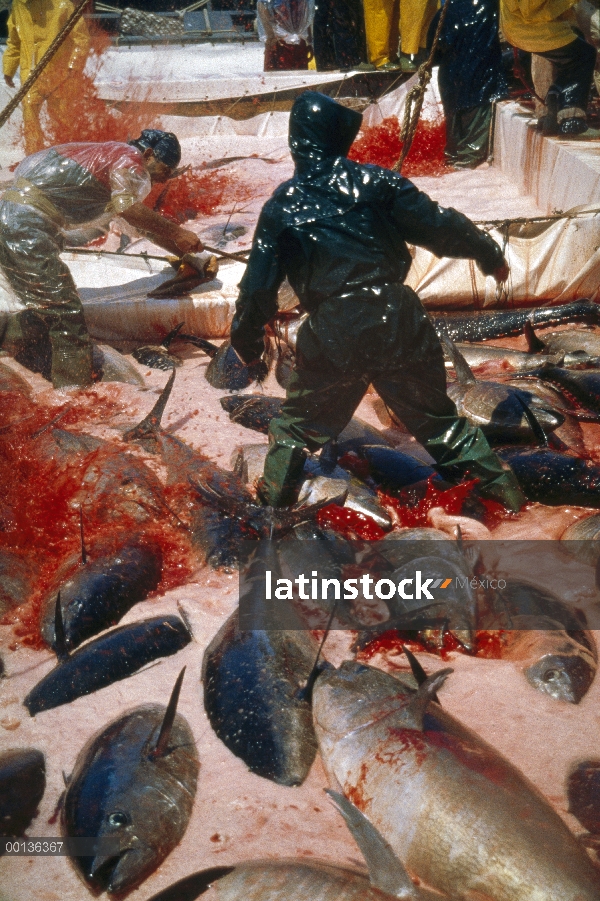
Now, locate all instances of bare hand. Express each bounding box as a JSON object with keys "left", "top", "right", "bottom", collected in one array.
[
  {"left": 173, "top": 228, "right": 203, "bottom": 255},
  {"left": 493, "top": 259, "right": 509, "bottom": 283},
  {"left": 4, "top": 75, "right": 14, "bottom": 88}
]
